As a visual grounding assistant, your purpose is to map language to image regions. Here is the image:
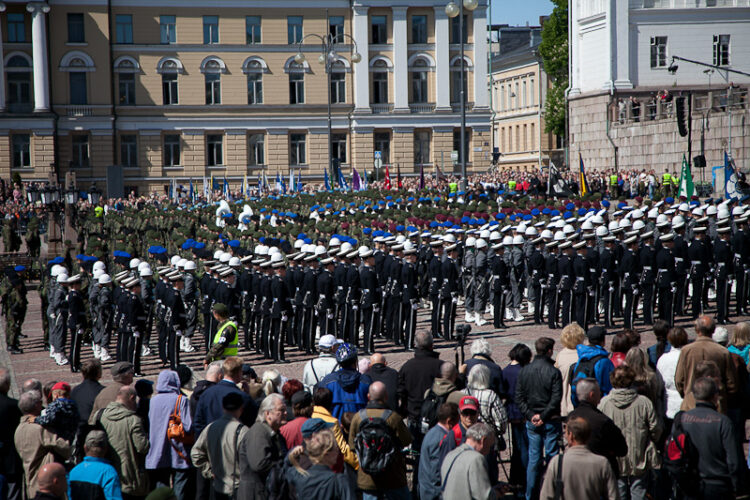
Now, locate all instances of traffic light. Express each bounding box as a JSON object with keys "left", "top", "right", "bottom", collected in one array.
[{"left": 675, "top": 96, "right": 688, "bottom": 137}]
